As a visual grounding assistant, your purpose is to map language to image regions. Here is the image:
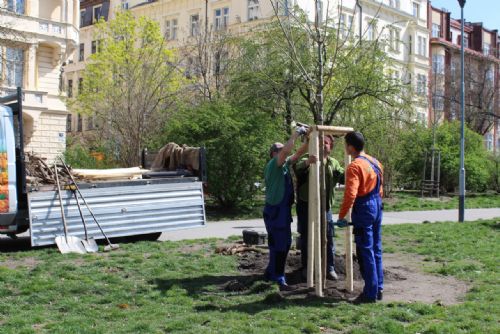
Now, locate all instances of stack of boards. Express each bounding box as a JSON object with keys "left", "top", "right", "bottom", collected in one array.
[{"left": 72, "top": 167, "right": 149, "bottom": 181}]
